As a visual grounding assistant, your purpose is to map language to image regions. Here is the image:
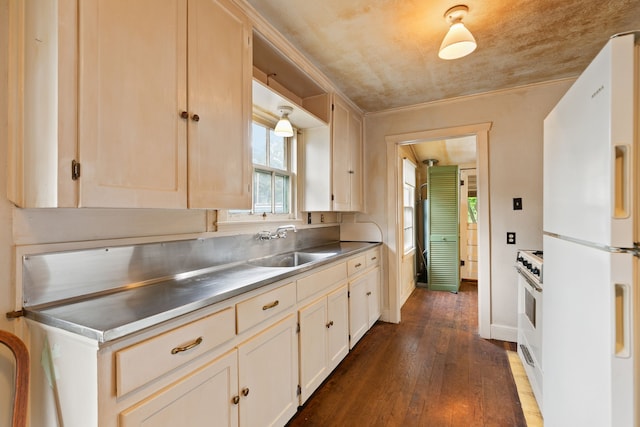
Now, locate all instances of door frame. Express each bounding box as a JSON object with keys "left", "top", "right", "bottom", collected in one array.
[{"left": 385, "top": 122, "right": 492, "bottom": 338}]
